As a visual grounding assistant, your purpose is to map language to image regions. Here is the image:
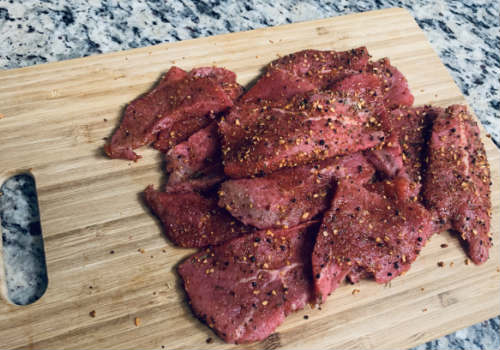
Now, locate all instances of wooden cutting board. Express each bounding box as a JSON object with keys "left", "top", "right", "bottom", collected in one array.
[{"left": 0, "top": 8, "right": 498, "bottom": 350}]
